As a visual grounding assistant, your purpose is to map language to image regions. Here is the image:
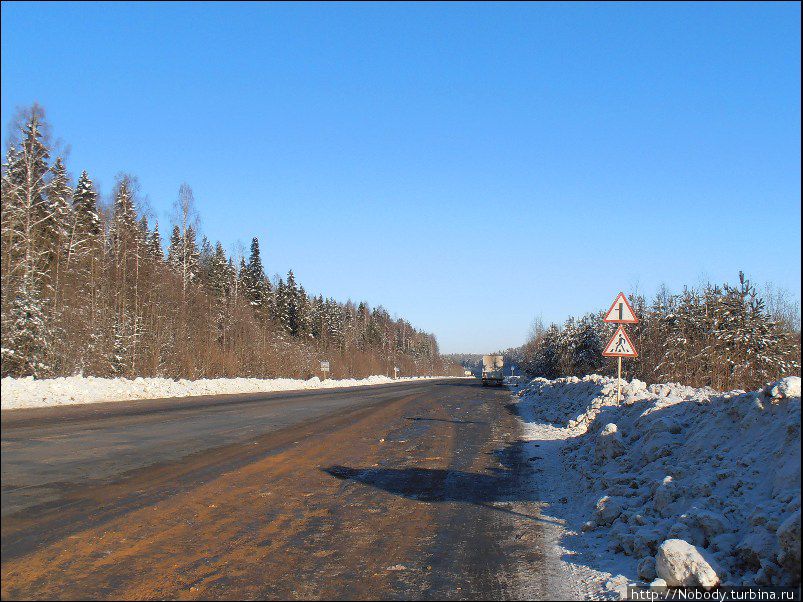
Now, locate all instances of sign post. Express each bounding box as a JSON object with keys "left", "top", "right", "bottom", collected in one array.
[
  {"left": 320, "top": 360, "right": 330, "bottom": 380},
  {"left": 393, "top": 366, "right": 399, "bottom": 379},
  {"left": 602, "top": 293, "right": 639, "bottom": 404}
]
